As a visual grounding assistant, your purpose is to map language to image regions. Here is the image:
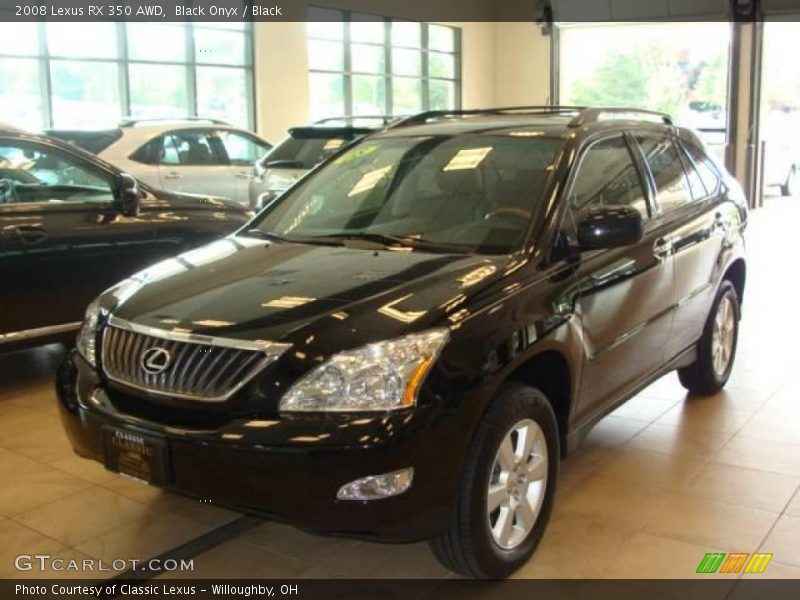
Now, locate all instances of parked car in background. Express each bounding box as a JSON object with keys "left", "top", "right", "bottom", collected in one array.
[
  {"left": 761, "top": 110, "right": 800, "bottom": 196},
  {"left": 48, "top": 118, "right": 272, "bottom": 206},
  {"left": 0, "top": 127, "right": 251, "bottom": 352},
  {"left": 249, "top": 116, "right": 395, "bottom": 210},
  {"left": 57, "top": 106, "right": 747, "bottom": 578}
]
